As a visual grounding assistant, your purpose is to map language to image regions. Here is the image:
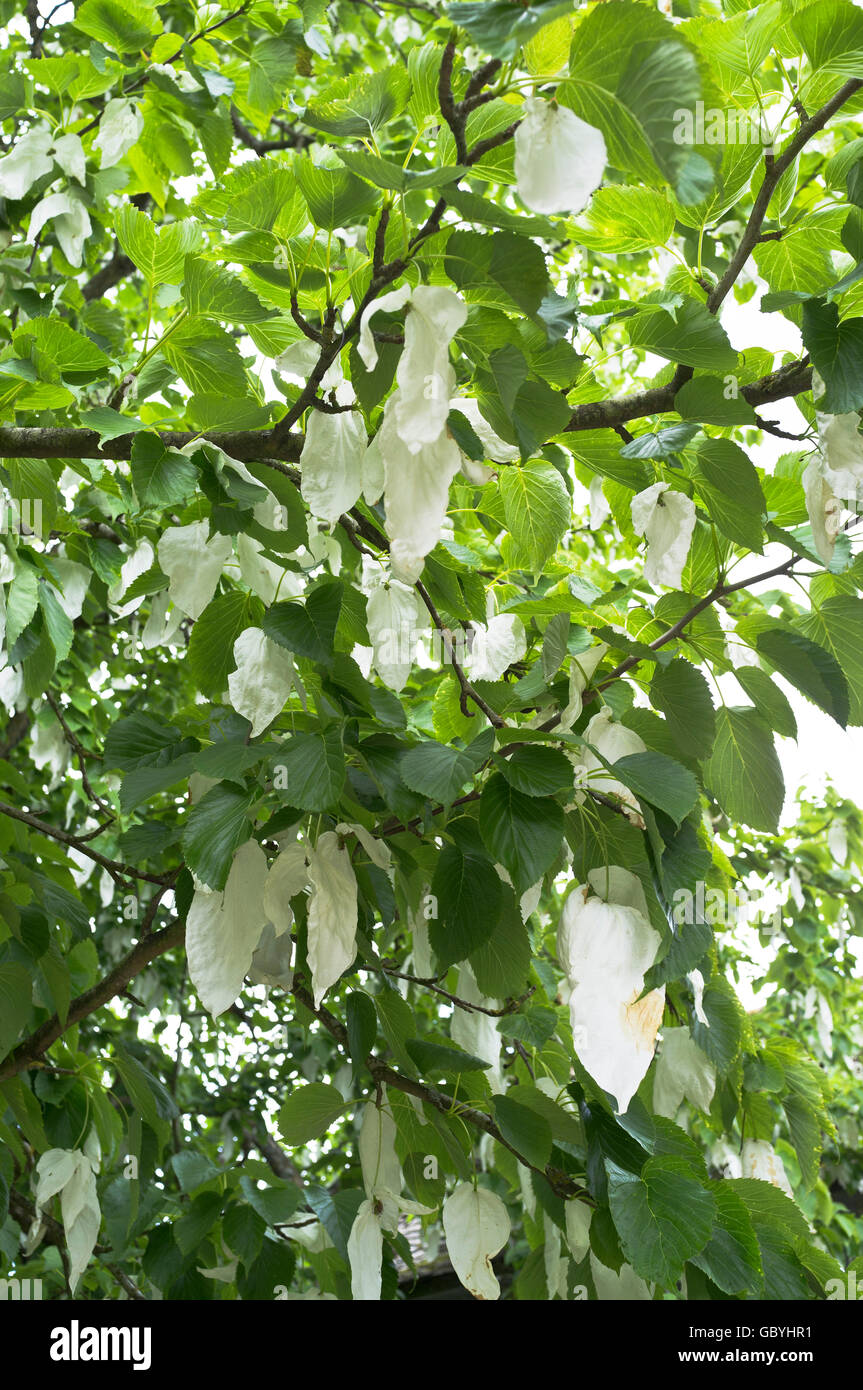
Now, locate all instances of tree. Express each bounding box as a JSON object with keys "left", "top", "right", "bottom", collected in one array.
[{"left": 0, "top": 0, "right": 862, "bottom": 1303}]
